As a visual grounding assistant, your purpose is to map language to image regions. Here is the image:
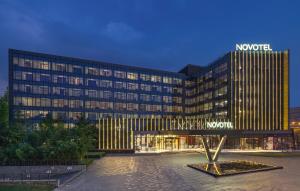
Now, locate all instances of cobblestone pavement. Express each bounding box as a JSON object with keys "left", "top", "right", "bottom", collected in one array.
[{"left": 57, "top": 153, "right": 300, "bottom": 191}]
